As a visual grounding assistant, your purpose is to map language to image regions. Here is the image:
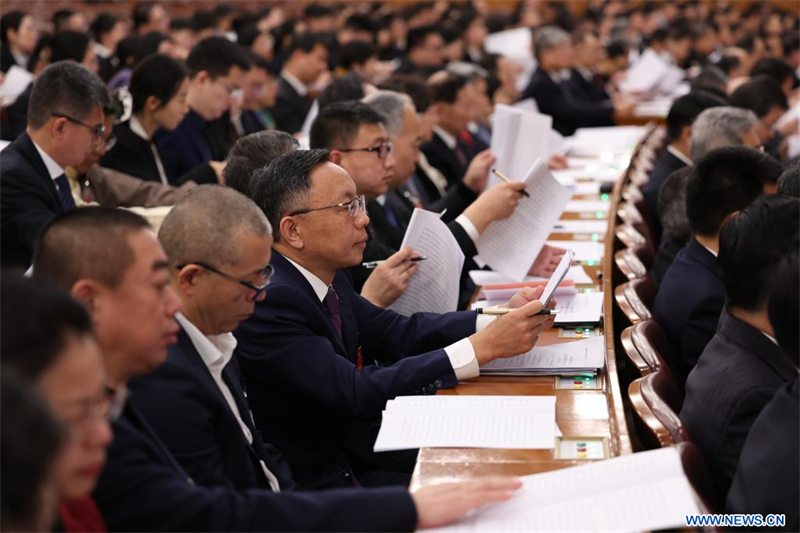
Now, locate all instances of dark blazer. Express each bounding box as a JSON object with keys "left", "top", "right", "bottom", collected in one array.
[
  {"left": 564, "top": 68, "right": 610, "bottom": 103},
  {"left": 102, "top": 120, "right": 217, "bottom": 186},
  {"left": 726, "top": 378, "right": 799, "bottom": 531},
  {"left": 0, "top": 131, "right": 65, "bottom": 268},
  {"left": 641, "top": 149, "right": 688, "bottom": 240},
  {"left": 1, "top": 81, "right": 32, "bottom": 142},
  {"left": 420, "top": 131, "right": 468, "bottom": 188},
  {"left": 0, "top": 47, "right": 18, "bottom": 73},
  {"left": 521, "top": 68, "right": 614, "bottom": 136},
  {"left": 234, "top": 251, "right": 477, "bottom": 489},
  {"left": 93, "top": 403, "right": 418, "bottom": 532},
  {"left": 649, "top": 237, "right": 686, "bottom": 289},
  {"left": 128, "top": 325, "right": 295, "bottom": 492},
  {"left": 653, "top": 238, "right": 724, "bottom": 383},
  {"left": 240, "top": 110, "right": 269, "bottom": 135},
  {"left": 410, "top": 165, "right": 477, "bottom": 223},
  {"left": 155, "top": 110, "right": 222, "bottom": 185},
  {"left": 270, "top": 76, "right": 312, "bottom": 135},
  {"left": 680, "top": 309, "right": 798, "bottom": 508}
]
